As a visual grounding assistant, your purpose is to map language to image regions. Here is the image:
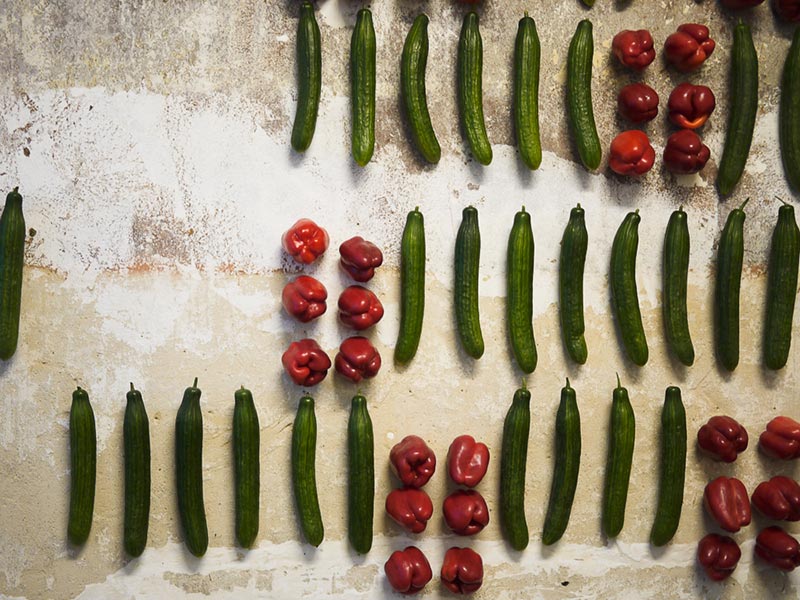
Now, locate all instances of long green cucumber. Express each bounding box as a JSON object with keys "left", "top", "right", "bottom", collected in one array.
[
  {"left": 611, "top": 210, "right": 648, "bottom": 366},
  {"left": 291, "top": 2, "right": 322, "bottom": 153},
  {"left": 395, "top": 208, "right": 426, "bottom": 364},
  {"left": 602, "top": 376, "right": 636, "bottom": 538},
  {"left": 780, "top": 28, "right": 800, "bottom": 192},
  {"left": 234, "top": 386, "right": 260, "bottom": 548},
  {"left": 559, "top": 204, "right": 588, "bottom": 364},
  {"left": 124, "top": 383, "right": 150, "bottom": 557},
  {"left": 68, "top": 387, "right": 96, "bottom": 547},
  {"left": 351, "top": 8, "right": 376, "bottom": 166},
  {"left": 292, "top": 395, "right": 323, "bottom": 546},
  {"left": 348, "top": 394, "right": 374, "bottom": 554},
  {"left": 663, "top": 207, "right": 695, "bottom": 366},
  {"left": 507, "top": 207, "right": 537, "bottom": 373},
  {"left": 715, "top": 200, "right": 748, "bottom": 371},
  {"left": 500, "top": 385, "right": 531, "bottom": 551},
  {"left": 455, "top": 206, "right": 484, "bottom": 359},
  {"left": 514, "top": 14, "right": 542, "bottom": 170},
  {"left": 567, "top": 20, "right": 601, "bottom": 170},
  {"left": 458, "top": 12, "right": 492, "bottom": 165},
  {"left": 0, "top": 187, "right": 25, "bottom": 360}
]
